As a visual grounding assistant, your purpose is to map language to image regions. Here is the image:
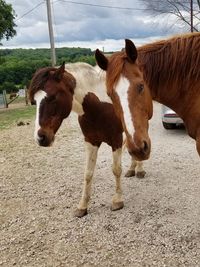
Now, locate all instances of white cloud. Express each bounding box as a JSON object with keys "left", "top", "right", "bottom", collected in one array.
[{"left": 2, "top": 0, "right": 182, "bottom": 49}]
